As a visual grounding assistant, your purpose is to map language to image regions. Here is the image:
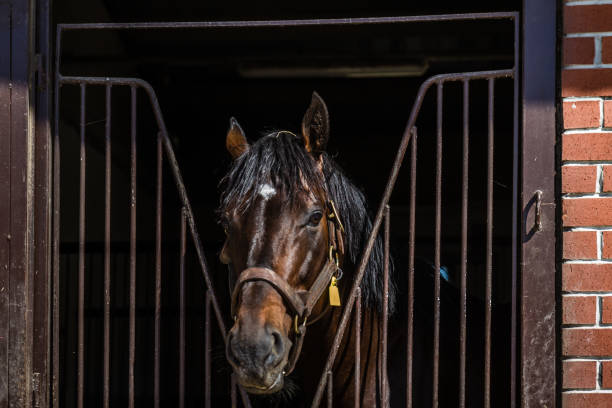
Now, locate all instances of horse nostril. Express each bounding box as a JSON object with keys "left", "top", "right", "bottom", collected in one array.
[
  {"left": 264, "top": 326, "right": 285, "bottom": 368},
  {"left": 271, "top": 330, "right": 284, "bottom": 356}
]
